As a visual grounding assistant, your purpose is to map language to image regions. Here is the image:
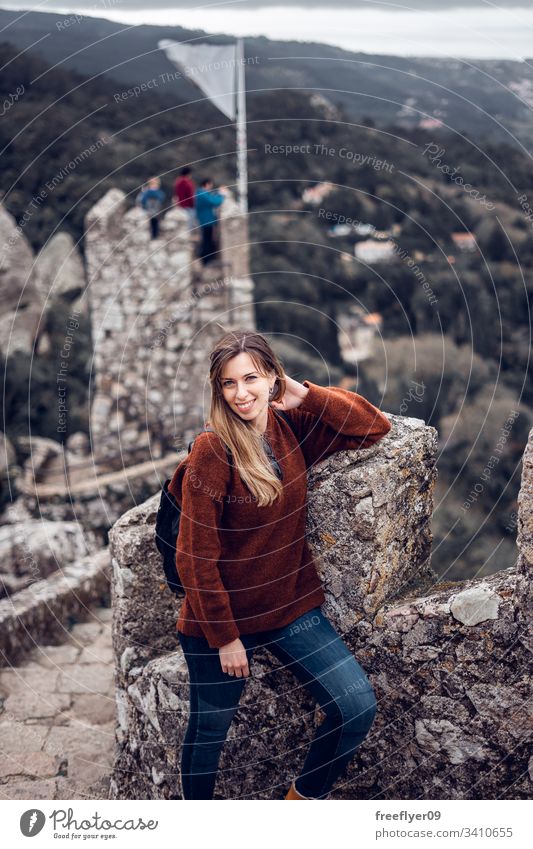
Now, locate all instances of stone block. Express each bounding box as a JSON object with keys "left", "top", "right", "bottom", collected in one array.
[
  {"left": 0, "top": 722, "right": 48, "bottom": 753},
  {"left": 0, "top": 779, "right": 58, "bottom": 799},
  {"left": 33, "top": 645, "right": 80, "bottom": 669},
  {"left": 69, "top": 694, "right": 116, "bottom": 725},
  {"left": 57, "top": 664, "right": 114, "bottom": 695},
  {"left": 0, "top": 751, "right": 65, "bottom": 780},
  {"left": 450, "top": 585, "right": 500, "bottom": 625},
  {"left": 3, "top": 691, "right": 71, "bottom": 721}
]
